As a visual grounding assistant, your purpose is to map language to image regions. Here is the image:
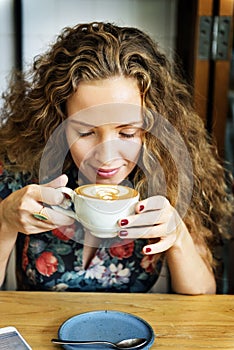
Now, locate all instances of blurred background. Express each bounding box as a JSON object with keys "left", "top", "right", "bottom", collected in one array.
[{"left": 0, "top": 0, "right": 233, "bottom": 293}]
